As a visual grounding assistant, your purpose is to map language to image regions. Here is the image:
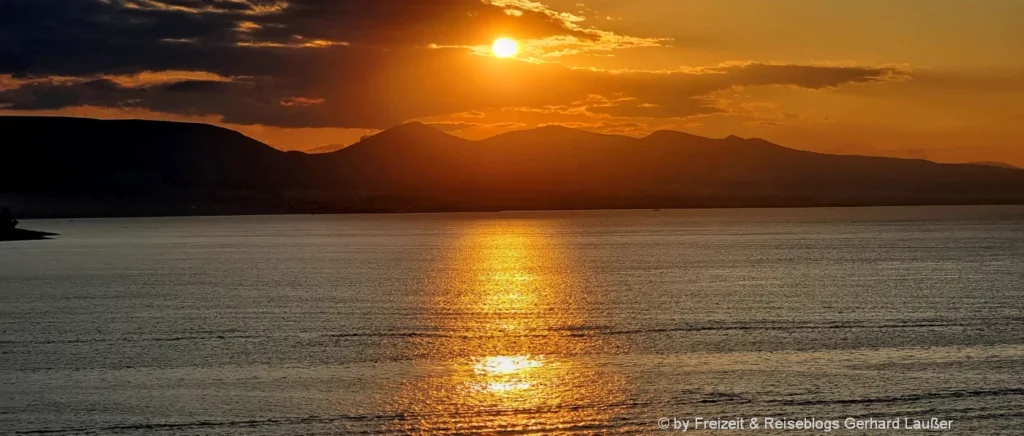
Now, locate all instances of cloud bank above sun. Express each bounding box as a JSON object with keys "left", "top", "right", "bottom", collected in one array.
[{"left": 0, "top": 0, "right": 899, "bottom": 127}]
